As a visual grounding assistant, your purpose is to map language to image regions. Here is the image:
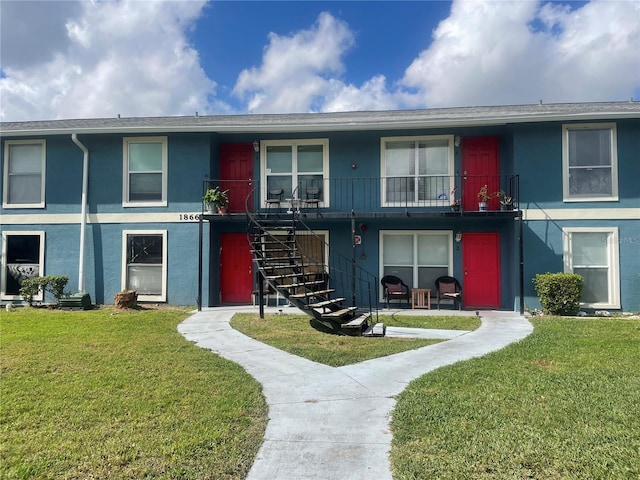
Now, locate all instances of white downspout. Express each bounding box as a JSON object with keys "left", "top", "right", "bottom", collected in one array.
[{"left": 71, "top": 134, "right": 89, "bottom": 292}]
